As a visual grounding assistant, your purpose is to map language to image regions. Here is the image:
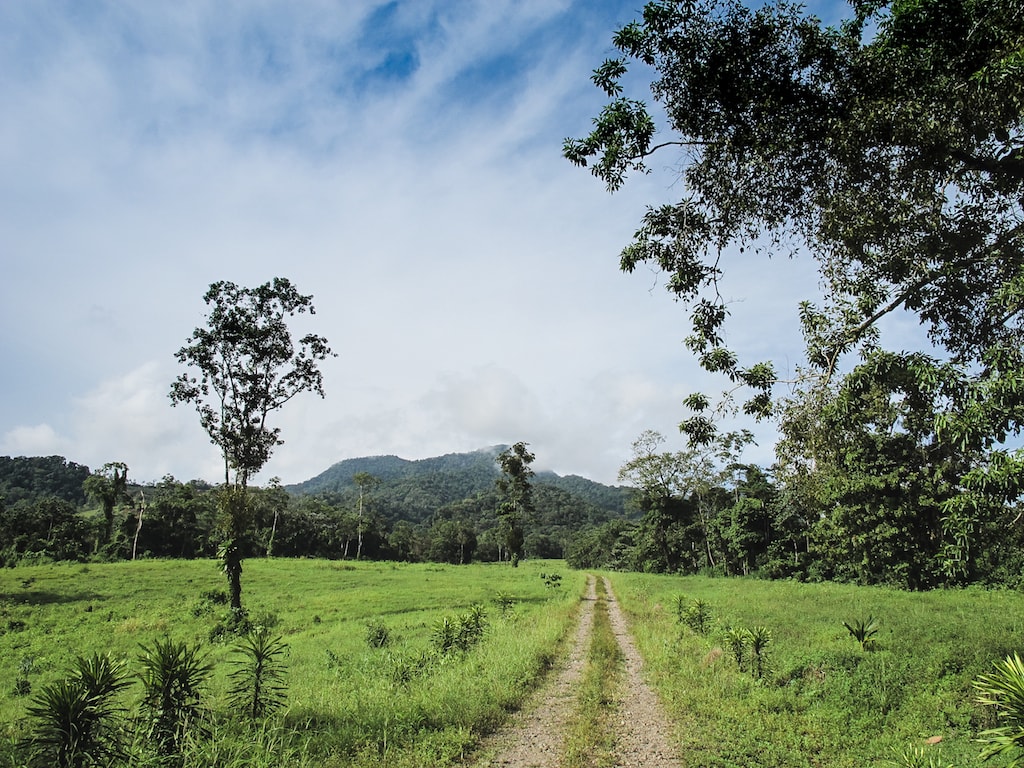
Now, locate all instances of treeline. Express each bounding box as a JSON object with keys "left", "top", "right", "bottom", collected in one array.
[
  {"left": 7, "top": 450, "right": 1024, "bottom": 590},
  {"left": 567, "top": 444, "right": 1024, "bottom": 590},
  {"left": 0, "top": 456, "right": 627, "bottom": 567}
]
